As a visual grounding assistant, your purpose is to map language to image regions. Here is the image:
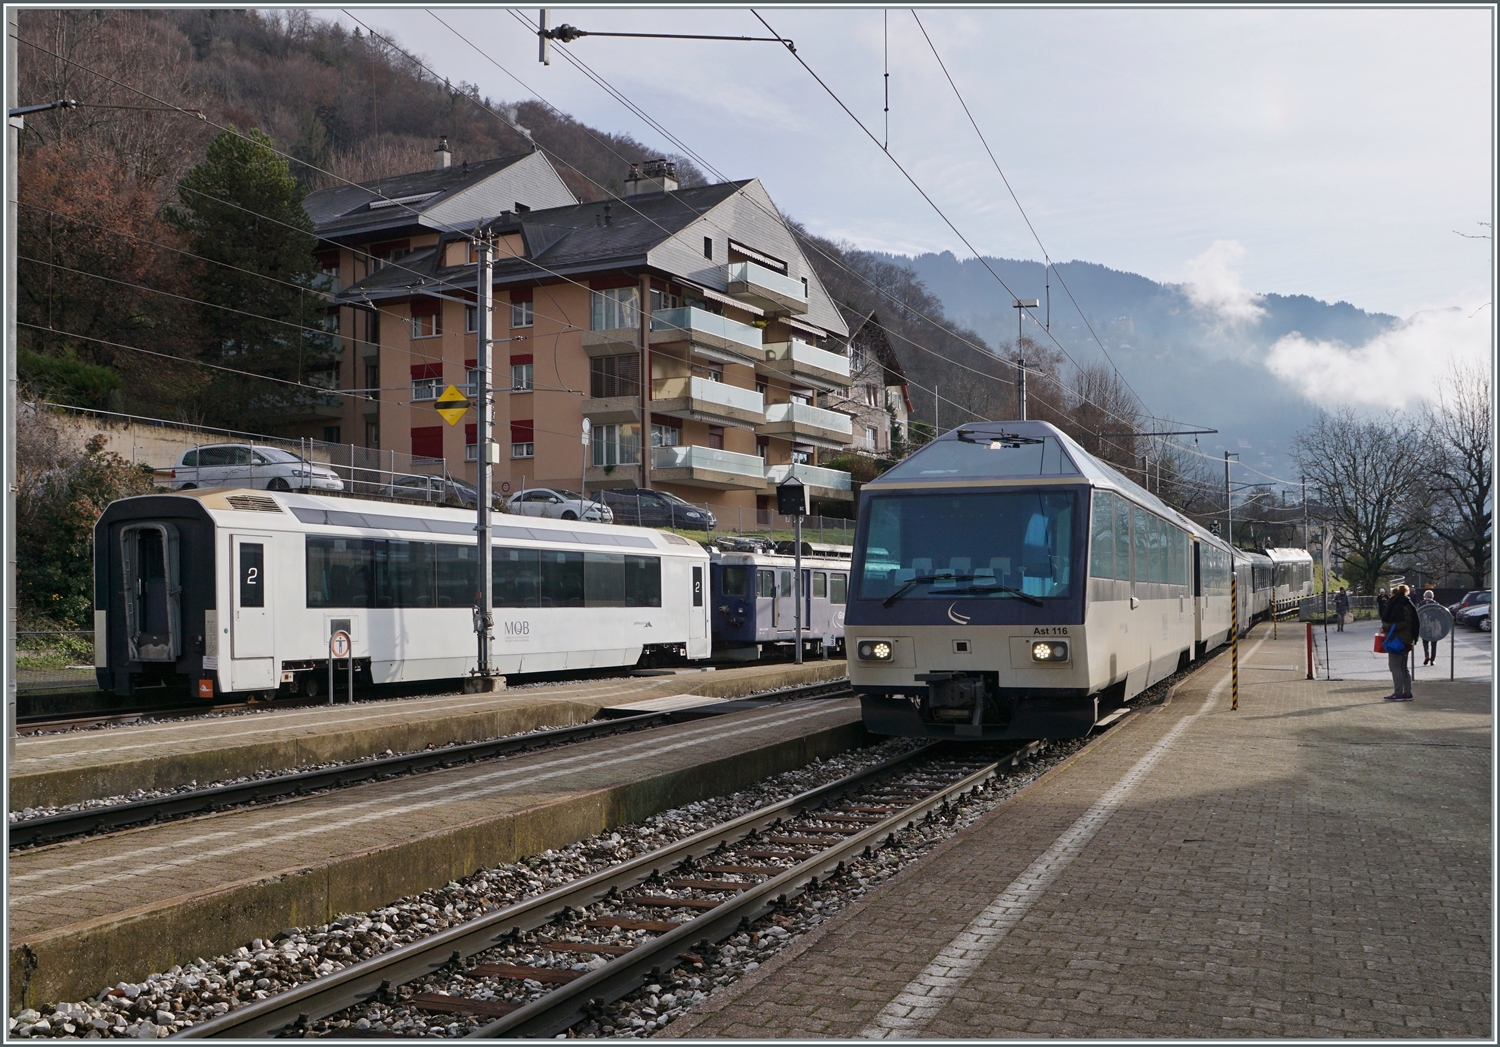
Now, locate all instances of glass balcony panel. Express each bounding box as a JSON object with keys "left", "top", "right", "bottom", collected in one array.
[
  {"left": 763, "top": 401, "right": 854, "bottom": 436},
  {"left": 652, "top": 376, "right": 764, "bottom": 415},
  {"left": 652, "top": 444, "right": 766, "bottom": 480},
  {"left": 765, "top": 462, "right": 853, "bottom": 491},
  {"left": 726, "top": 261, "right": 808, "bottom": 304},
  {"left": 650, "top": 307, "right": 763, "bottom": 353}
]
